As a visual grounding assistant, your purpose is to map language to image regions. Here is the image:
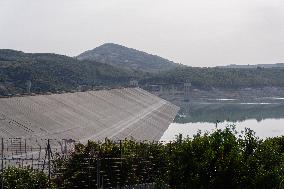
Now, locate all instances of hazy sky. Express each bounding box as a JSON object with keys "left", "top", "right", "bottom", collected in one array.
[{"left": 1, "top": 0, "right": 284, "bottom": 67}]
